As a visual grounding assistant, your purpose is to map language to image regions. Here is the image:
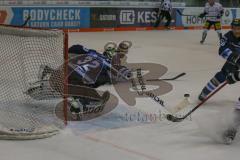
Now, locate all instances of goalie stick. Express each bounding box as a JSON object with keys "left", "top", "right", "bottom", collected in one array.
[
  {"left": 146, "top": 72, "right": 186, "bottom": 81},
  {"left": 176, "top": 9, "right": 217, "bottom": 18},
  {"left": 166, "top": 81, "right": 228, "bottom": 122}
]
